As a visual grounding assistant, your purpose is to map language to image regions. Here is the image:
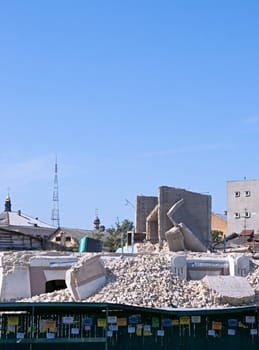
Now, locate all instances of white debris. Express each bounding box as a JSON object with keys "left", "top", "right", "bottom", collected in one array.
[{"left": 12, "top": 244, "right": 259, "bottom": 308}]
